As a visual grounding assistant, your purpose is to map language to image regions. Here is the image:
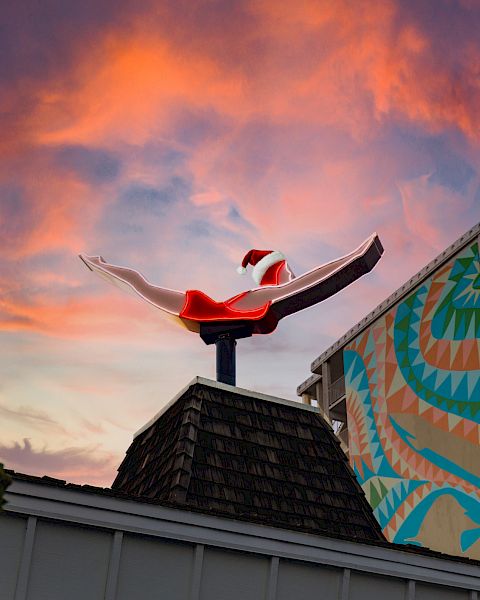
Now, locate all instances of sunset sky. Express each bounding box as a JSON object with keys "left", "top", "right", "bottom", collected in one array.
[{"left": 1, "top": 0, "right": 479, "bottom": 486}]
